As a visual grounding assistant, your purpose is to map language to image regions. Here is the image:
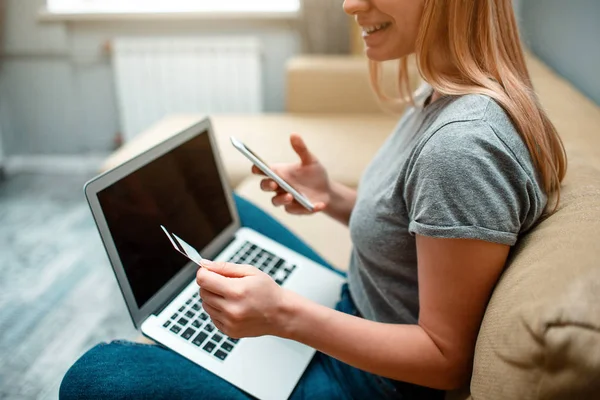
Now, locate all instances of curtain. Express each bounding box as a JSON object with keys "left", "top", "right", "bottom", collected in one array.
[{"left": 299, "top": 0, "right": 350, "bottom": 55}]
